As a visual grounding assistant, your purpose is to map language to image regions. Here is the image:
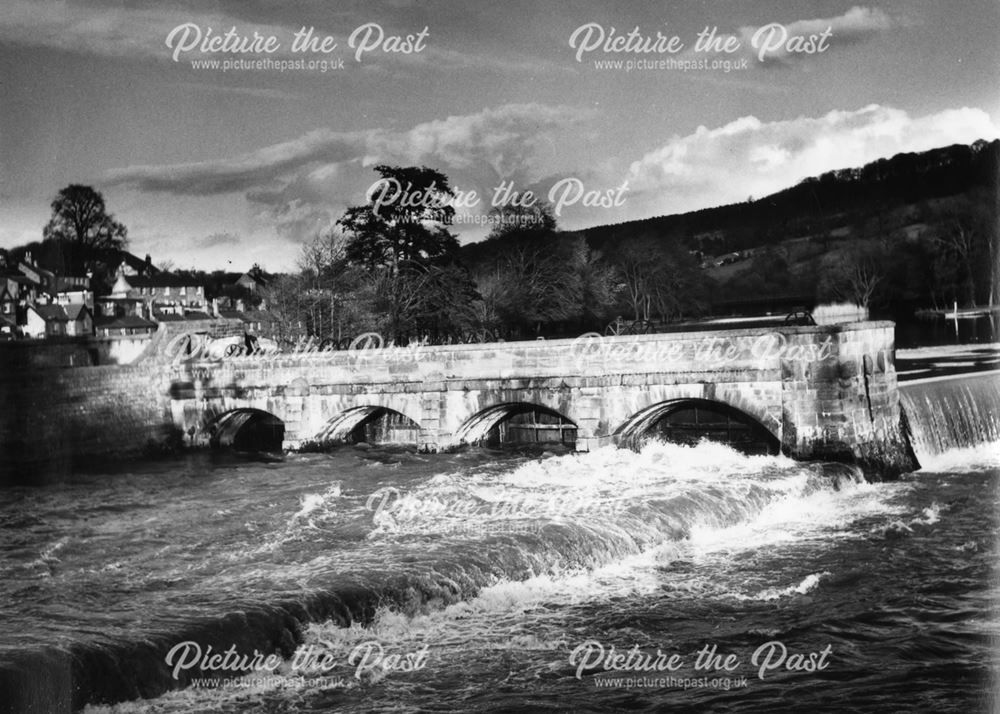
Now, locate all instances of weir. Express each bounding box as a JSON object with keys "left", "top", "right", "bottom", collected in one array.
[
  {"left": 899, "top": 370, "right": 1000, "bottom": 459},
  {"left": 0, "top": 321, "right": 919, "bottom": 481}
]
